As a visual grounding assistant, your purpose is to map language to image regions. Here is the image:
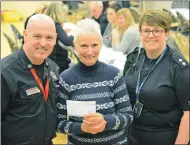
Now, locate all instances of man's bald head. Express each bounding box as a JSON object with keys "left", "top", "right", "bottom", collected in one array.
[
  {"left": 26, "top": 14, "right": 56, "bottom": 32},
  {"left": 23, "top": 14, "right": 57, "bottom": 65}
]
